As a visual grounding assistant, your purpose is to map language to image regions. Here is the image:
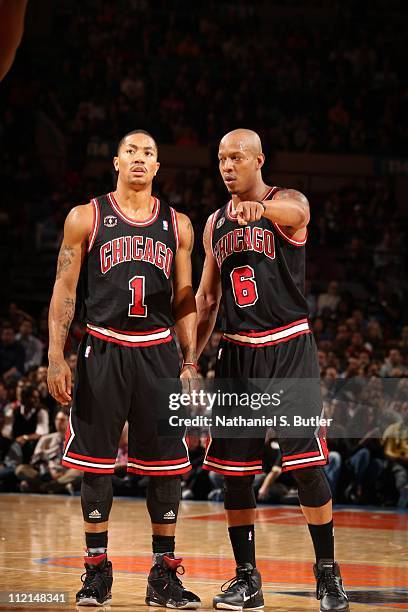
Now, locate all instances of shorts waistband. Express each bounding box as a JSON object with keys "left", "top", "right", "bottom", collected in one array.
[
  {"left": 223, "top": 318, "right": 310, "bottom": 347},
  {"left": 86, "top": 324, "right": 173, "bottom": 347}
]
